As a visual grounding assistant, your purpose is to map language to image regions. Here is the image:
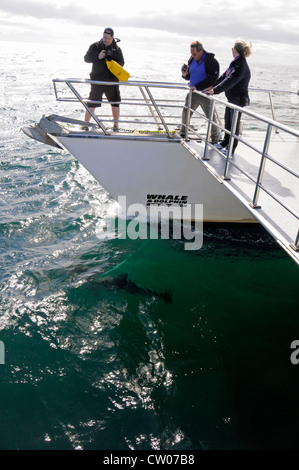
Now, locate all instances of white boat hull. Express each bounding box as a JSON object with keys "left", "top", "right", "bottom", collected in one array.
[{"left": 57, "top": 135, "right": 255, "bottom": 223}]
